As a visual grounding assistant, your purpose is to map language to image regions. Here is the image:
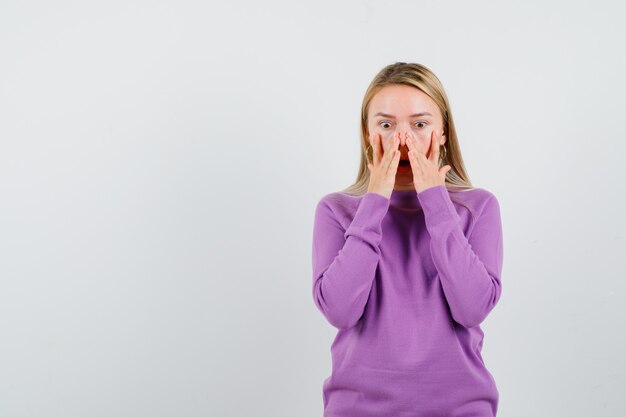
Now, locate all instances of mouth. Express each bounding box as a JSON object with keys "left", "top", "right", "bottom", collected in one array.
[{"left": 399, "top": 159, "right": 410, "bottom": 167}]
